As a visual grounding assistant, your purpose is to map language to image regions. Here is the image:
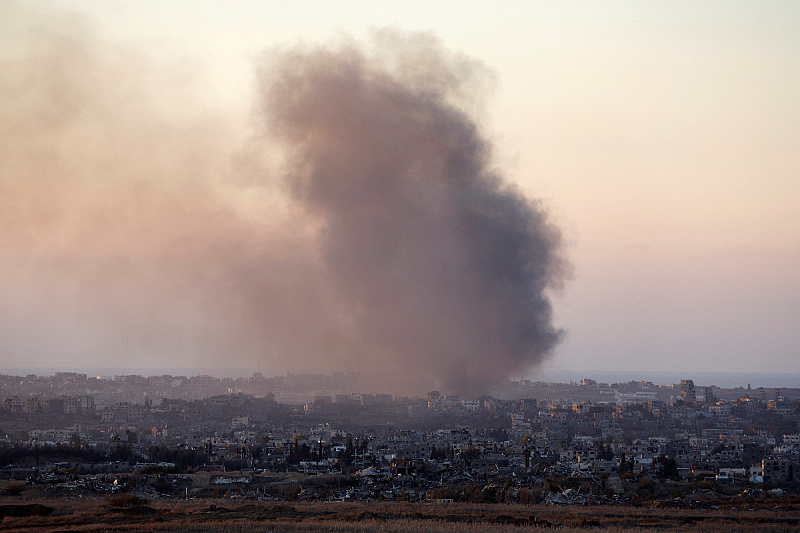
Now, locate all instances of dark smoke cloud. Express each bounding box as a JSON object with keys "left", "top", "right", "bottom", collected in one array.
[
  {"left": 0, "top": 4, "right": 566, "bottom": 395},
  {"left": 258, "top": 35, "right": 568, "bottom": 395}
]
